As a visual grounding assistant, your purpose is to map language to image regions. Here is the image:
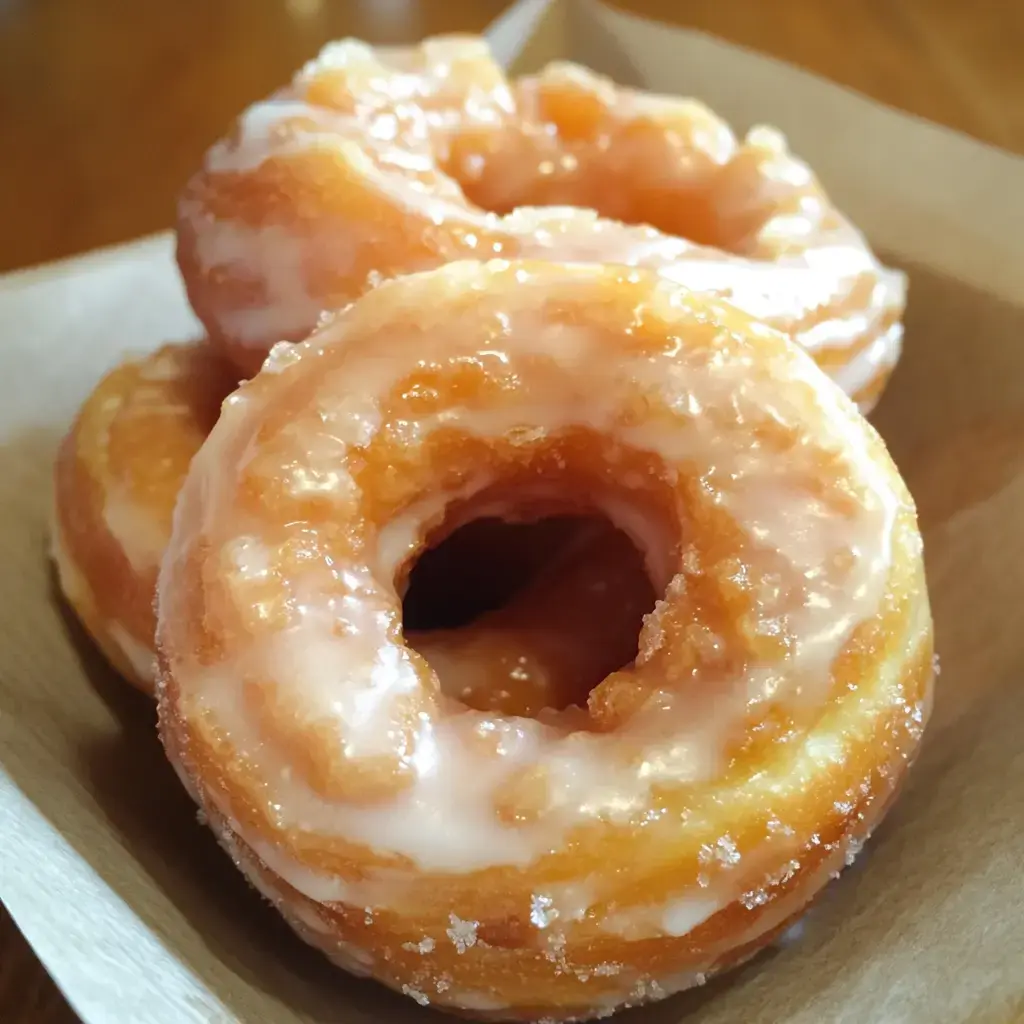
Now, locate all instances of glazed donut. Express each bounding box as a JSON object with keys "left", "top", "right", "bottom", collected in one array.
[
  {"left": 178, "top": 35, "right": 904, "bottom": 409},
  {"left": 53, "top": 342, "right": 650, "bottom": 705},
  {"left": 156, "top": 261, "right": 933, "bottom": 1021},
  {"left": 52, "top": 342, "right": 235, "bottom": 688}
]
